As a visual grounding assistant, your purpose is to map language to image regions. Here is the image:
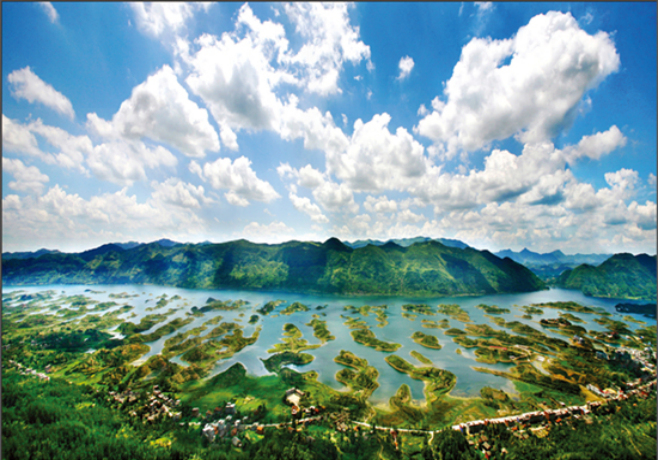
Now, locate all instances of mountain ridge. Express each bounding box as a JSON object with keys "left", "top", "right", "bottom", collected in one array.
[{"left": 2, "top": 237, "right": 546, "bottom": 297}]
